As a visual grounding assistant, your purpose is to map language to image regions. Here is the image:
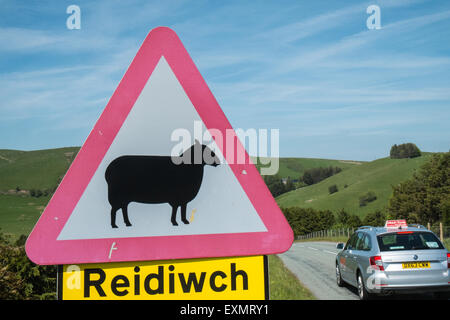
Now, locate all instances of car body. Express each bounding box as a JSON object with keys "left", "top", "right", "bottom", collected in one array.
[{"left": 335, "top": 224, "right": 450, "bottom": 299}]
